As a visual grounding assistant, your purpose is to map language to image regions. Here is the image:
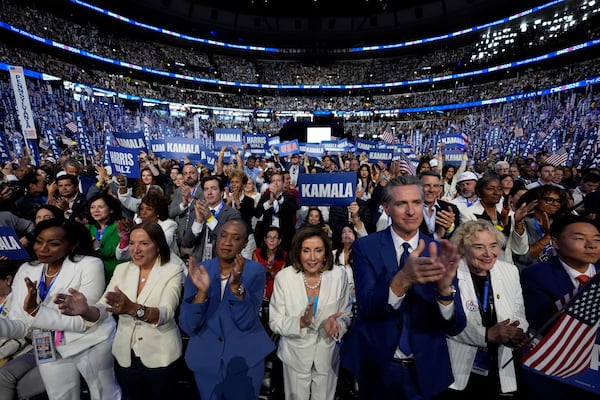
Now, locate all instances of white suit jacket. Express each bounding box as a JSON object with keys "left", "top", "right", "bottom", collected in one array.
[
  {"left": 94, "top": 256, "right": 184, "bottom": 368},
  {"left": 5, "top": 256, "right": 115, "bottom": 359},
  {"left": 448, "top": 259, "right": 529, "bottom": 393},
  {"left": 269, "top": 266, "right": 352, "bottom": 373}
]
